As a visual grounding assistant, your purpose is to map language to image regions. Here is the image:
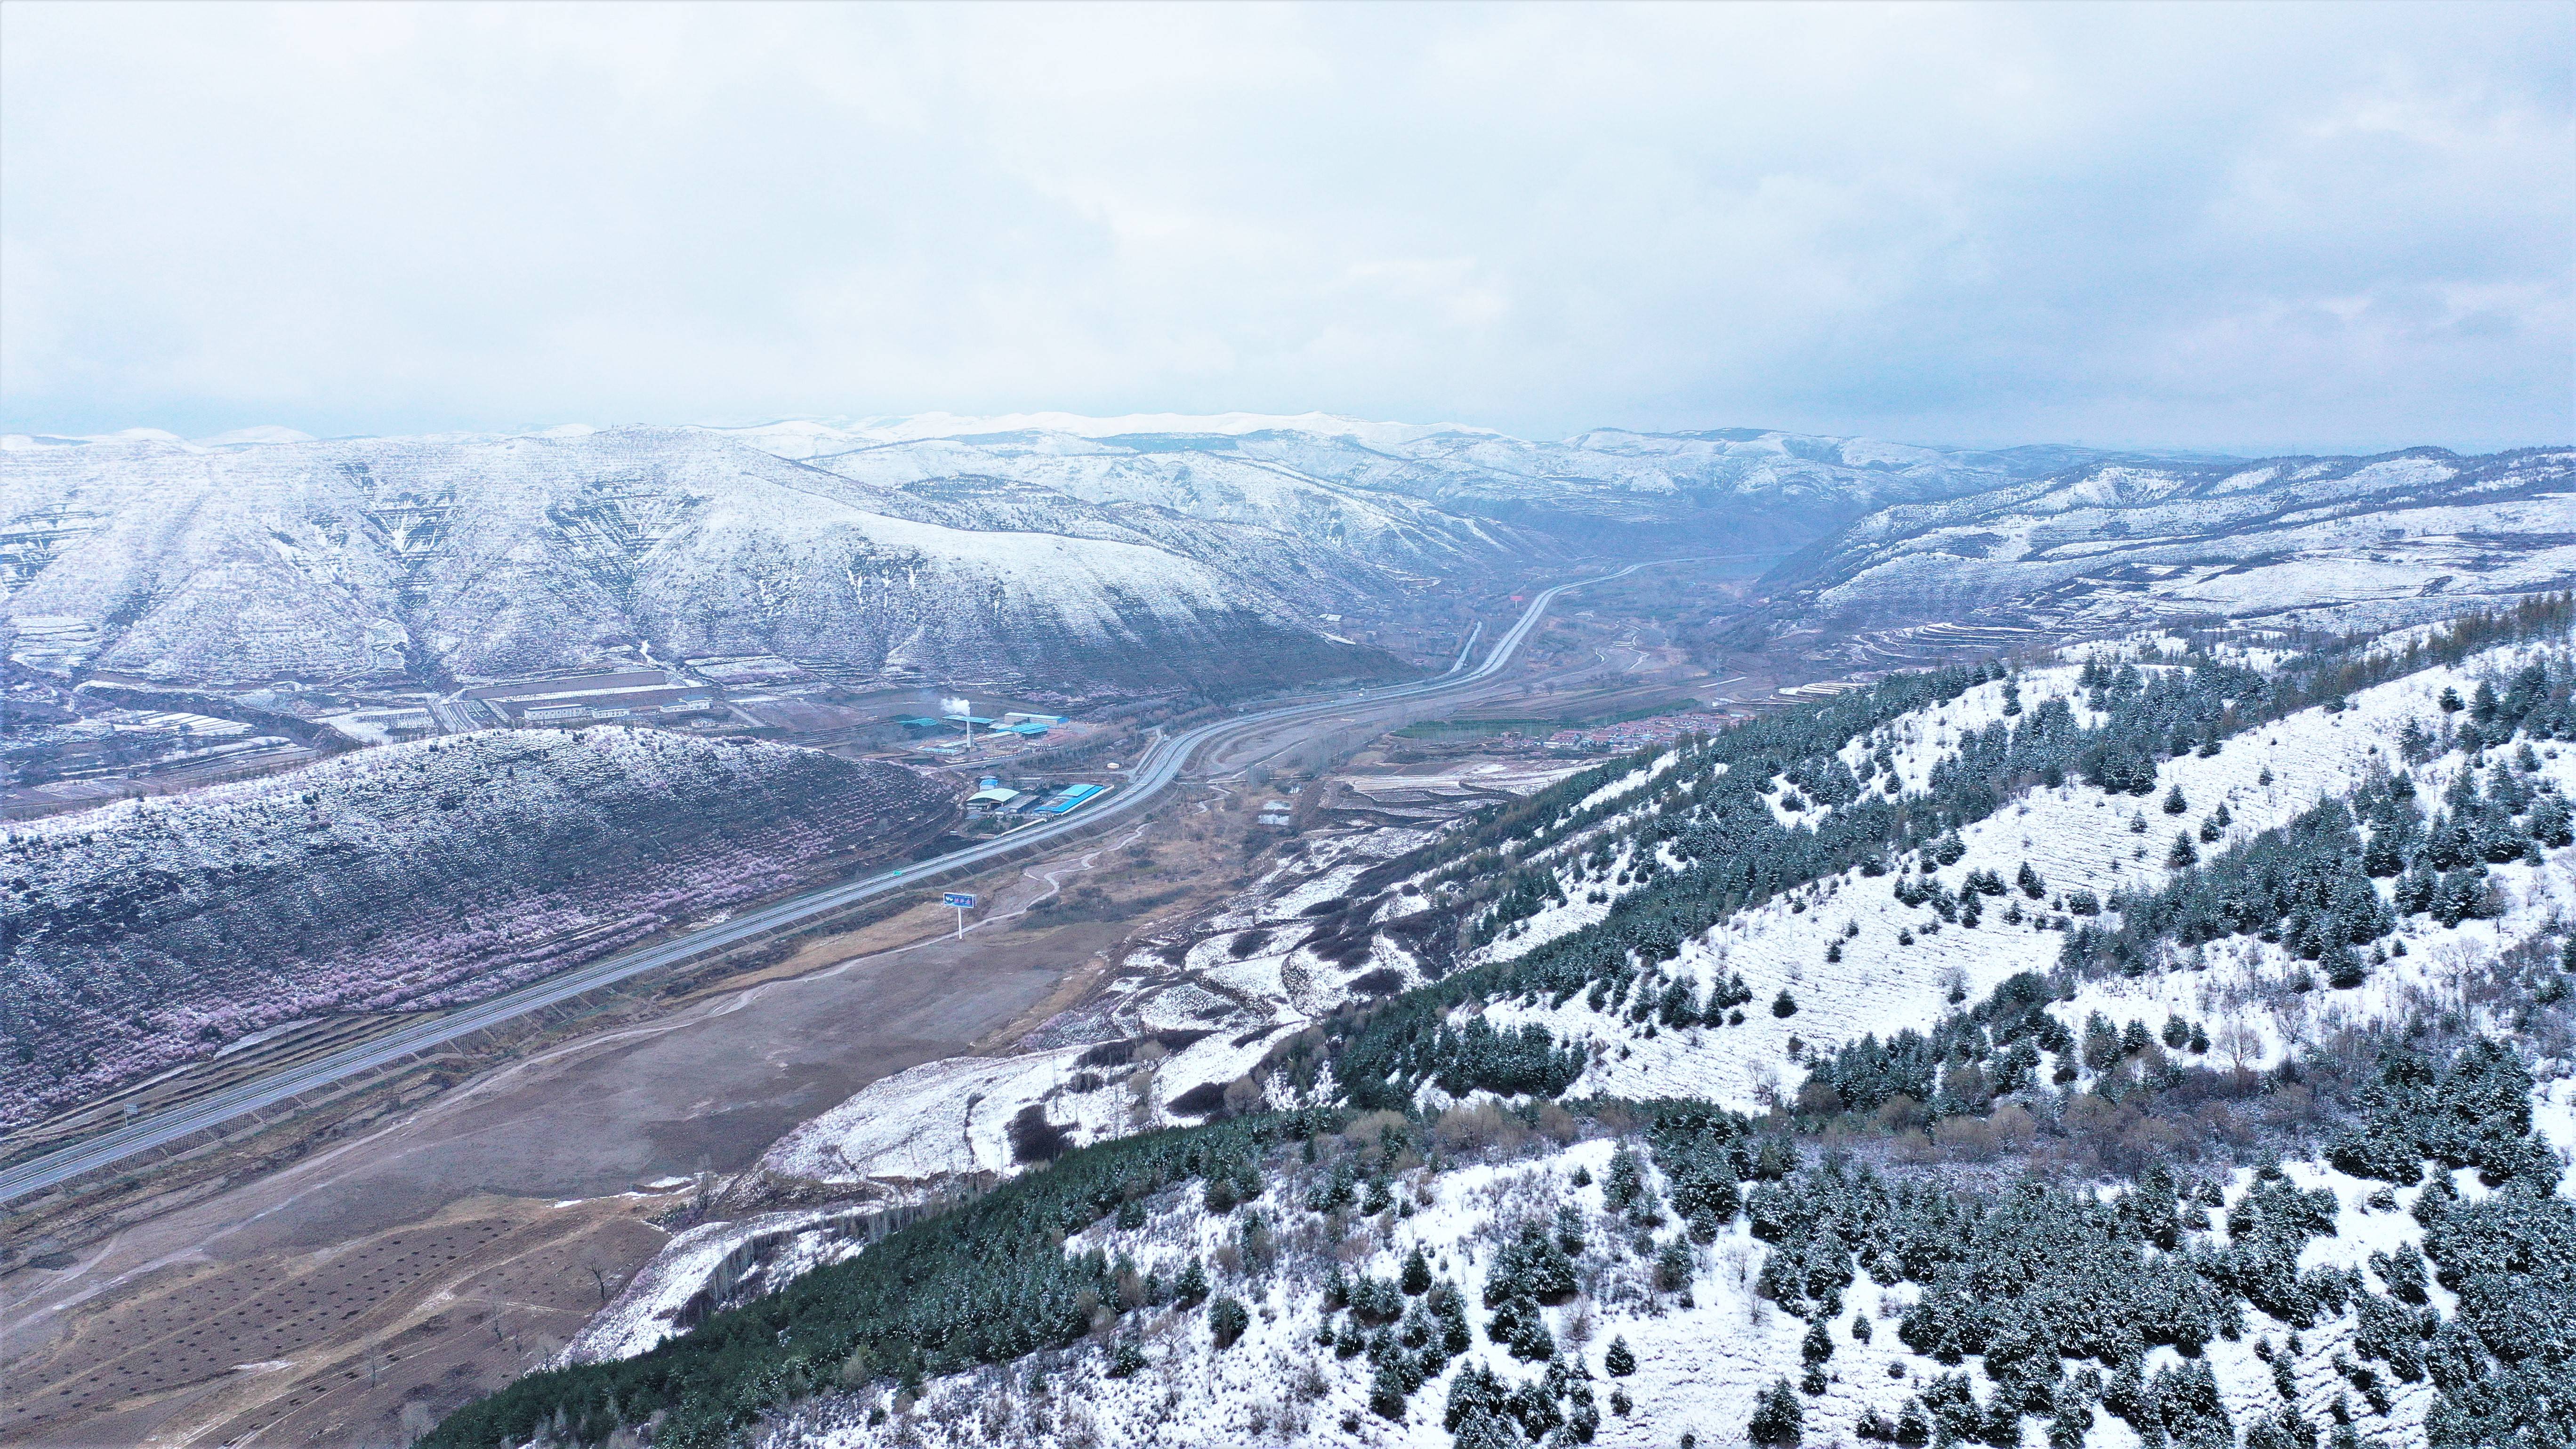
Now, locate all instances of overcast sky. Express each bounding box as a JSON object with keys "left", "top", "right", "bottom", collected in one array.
[{"left": 3, "top": 1, "right": 2568, "bottom": 452}]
